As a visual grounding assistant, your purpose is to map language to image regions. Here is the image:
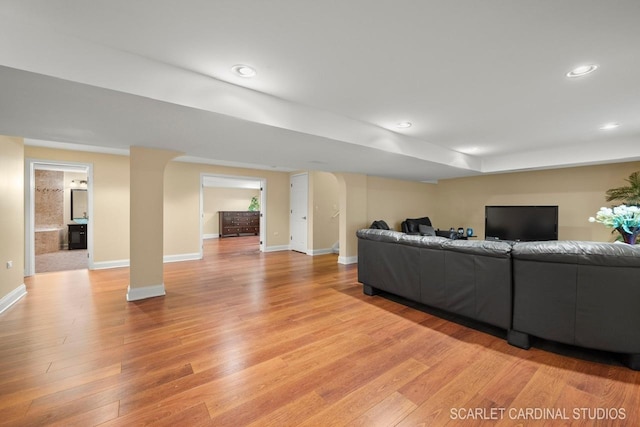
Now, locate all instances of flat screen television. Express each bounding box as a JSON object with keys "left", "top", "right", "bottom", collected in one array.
[{"left": 485, "top": 205, "right": 558, "bottom": 241}]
